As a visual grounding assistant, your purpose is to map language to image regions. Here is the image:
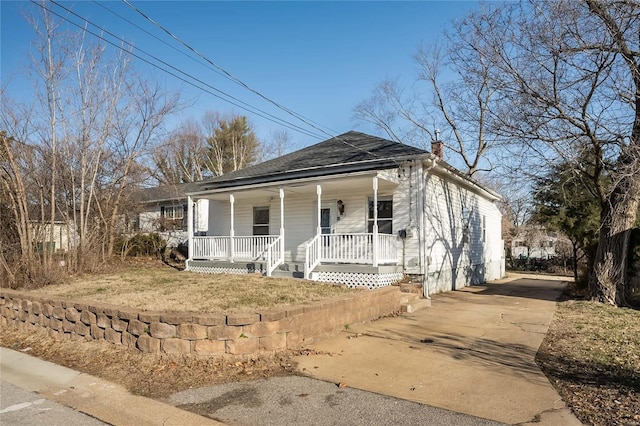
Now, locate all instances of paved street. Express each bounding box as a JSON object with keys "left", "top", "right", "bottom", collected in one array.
[
  {"left": 169, "top": 375, "right": 504, "bottom": 426},
  {"left": 0, "top": 380, "right": 106, "bottom": 426}
]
